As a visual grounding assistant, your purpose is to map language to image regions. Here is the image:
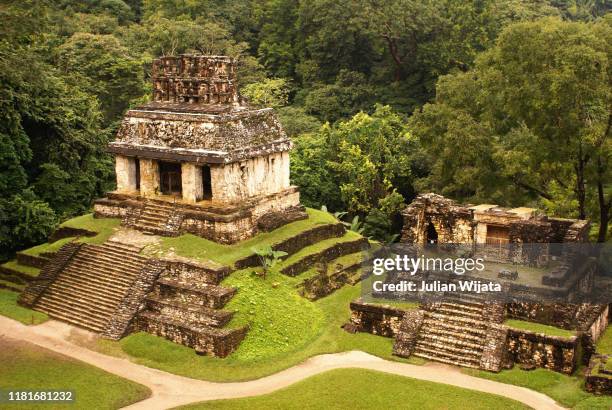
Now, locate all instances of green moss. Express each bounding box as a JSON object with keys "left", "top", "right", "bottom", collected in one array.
[
  {"left": 464, "top": 365, "right": 612, "bottom": 409},
  {"left": 505, "top": 319, "right": 576, "bottom": 338},
  {"left": 596, "top": 326, "right": 612, "bottom": 354},
  {"left": 154, "top": 208, "right": 338, "bottom": 266},
  {"left": 0, "top": 339, "right": 150, "bottom": 410},
  {"left": 179, "top": 368, "right": 529, "bottom": 410},
  {"left": 0, "top": 289, "right": 48, "bottom": 325},
  {"left": 1, "top": 260, "right": 41, "bottom": 277}
]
